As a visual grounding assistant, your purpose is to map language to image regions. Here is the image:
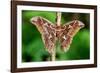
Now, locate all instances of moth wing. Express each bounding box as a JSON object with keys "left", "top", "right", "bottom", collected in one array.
[
  {"left": 60, "top": 24, "right": 73, "bottom": 52},
  {"left": 60, "top": 20, "right": 84, "bottom": 52},
  {"left": 30, "top": 16, "right": 56, "bottom": 54},
  {"left": 64, "top": 20, "right": 85, "bottom": 37}
]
